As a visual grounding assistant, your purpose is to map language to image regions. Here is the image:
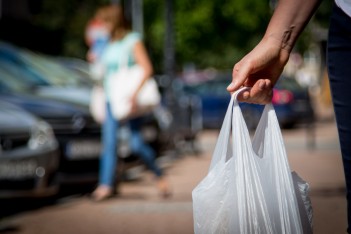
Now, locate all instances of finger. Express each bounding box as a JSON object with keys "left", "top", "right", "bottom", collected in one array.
[
  {"left": 242, "top": 79, "right": 273, "bottom": 104},
  {"left": 241, "top": 80, "right": 265, "bottom": 104},
  {"left": 257, "top": 79, "right": 273, "bottom": 104},
  {"left": 254, "top": 79, "right": 273, "bottom": 104},
  {"left": 263, "top": 88, "right": 274, "bottom": 104},
  {"left": 236, "top": 89, "right": 251, "bottom": 102},
  {"left": 251, "top": 79, "right": 268, "bottom": 100},
  {"left": 227, "top": 61, "right": 252, "bottom": 92}
]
